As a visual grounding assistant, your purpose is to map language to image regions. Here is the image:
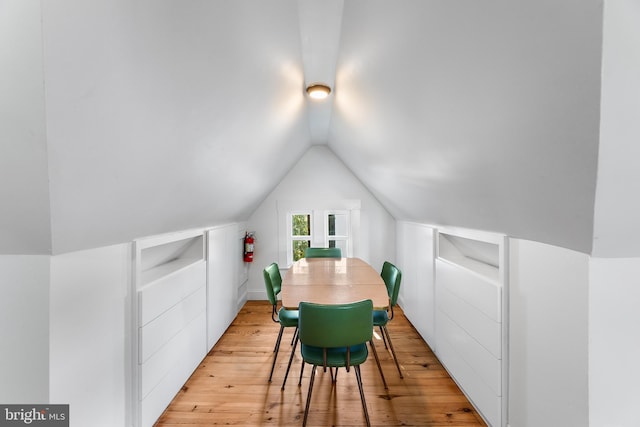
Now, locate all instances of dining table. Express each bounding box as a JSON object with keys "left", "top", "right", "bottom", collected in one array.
[{"left": 281, "top": 257, "right": 389, "bottom": 309}]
